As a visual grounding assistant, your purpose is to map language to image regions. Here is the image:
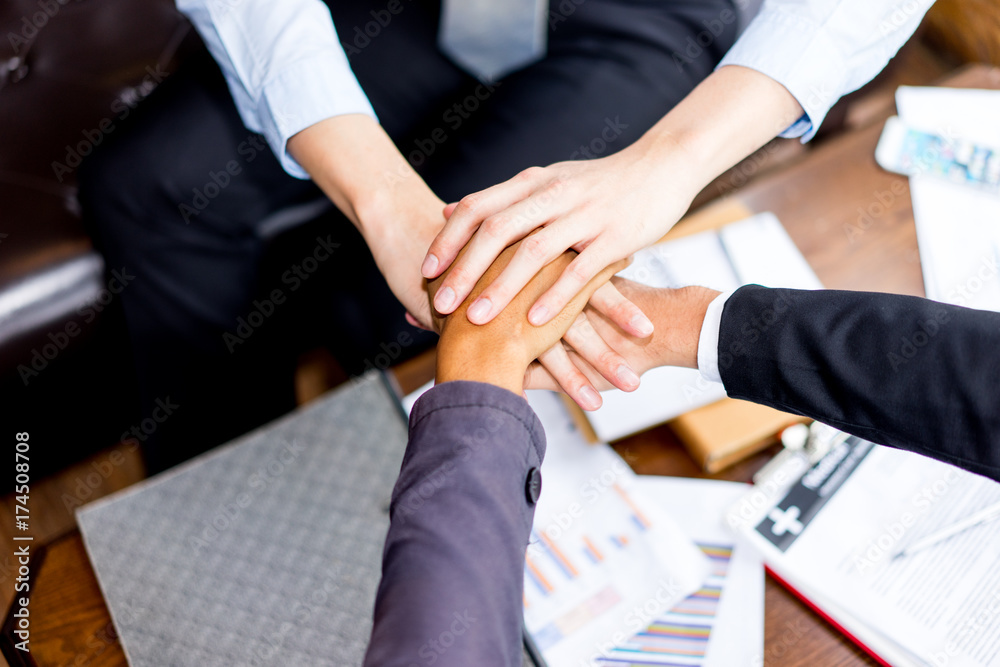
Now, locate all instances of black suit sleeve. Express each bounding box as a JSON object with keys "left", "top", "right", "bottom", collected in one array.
[
  {"left": 363, "top": 381, "right": 545, "bottom": 667},
  {"left": 718, "top": 285, "right": 1000, "bottom": 480}
]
